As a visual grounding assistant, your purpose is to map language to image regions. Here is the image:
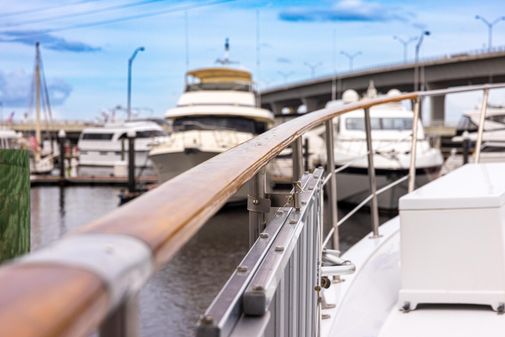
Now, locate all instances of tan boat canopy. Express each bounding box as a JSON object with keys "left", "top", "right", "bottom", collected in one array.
[{"left": 187, "top": 67, "right": 252, "bottom": 84}]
